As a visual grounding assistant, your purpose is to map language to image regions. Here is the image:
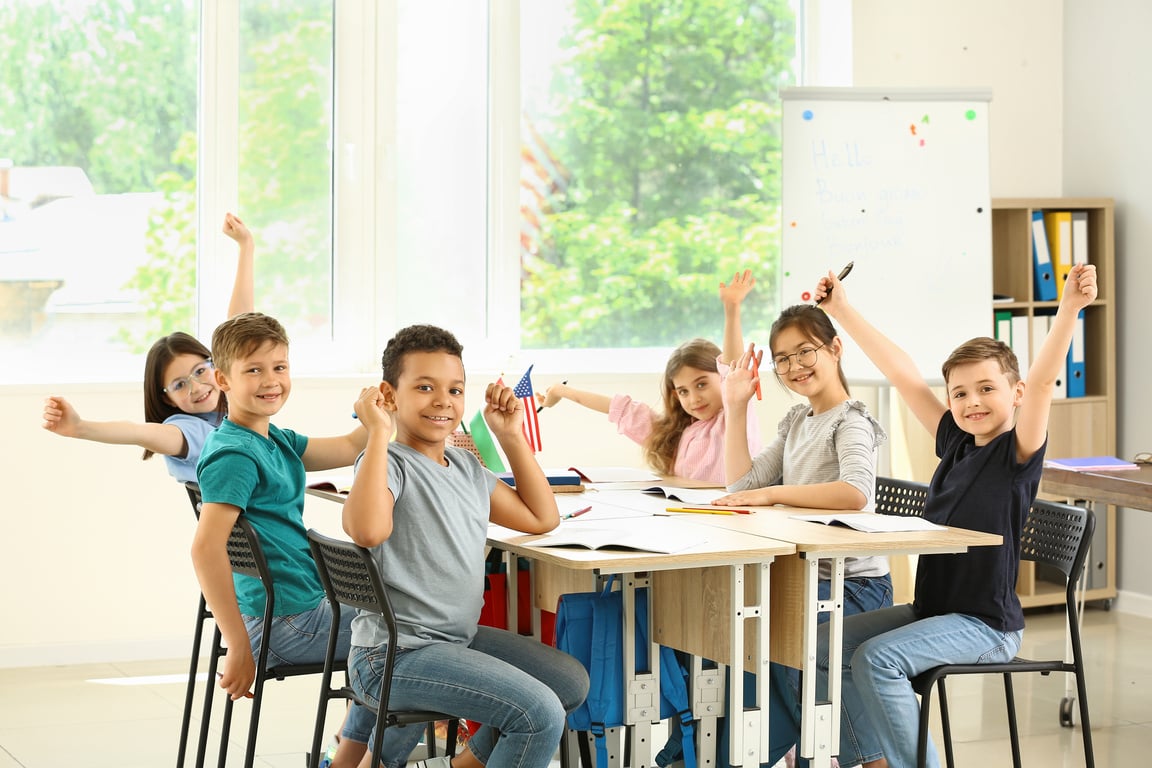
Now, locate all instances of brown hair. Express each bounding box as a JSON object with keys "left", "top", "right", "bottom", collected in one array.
[
  {"left": 142, "top": 332, "right": 225, "bottom": 461},
  {"left": 643, "top": 338, "right": 722, "bottom": 475},
  {"left": 210, "top": 312, "right": 290, "bottom": 375},
  {"left": 381, "top": 324, "right": 464, "bottom": 385},
  {"left": 769, "top": 304, "right": 850, "bottom": 395},
  {"left": 942, "top": 336, "right": 1021, "bottom": 386}
]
